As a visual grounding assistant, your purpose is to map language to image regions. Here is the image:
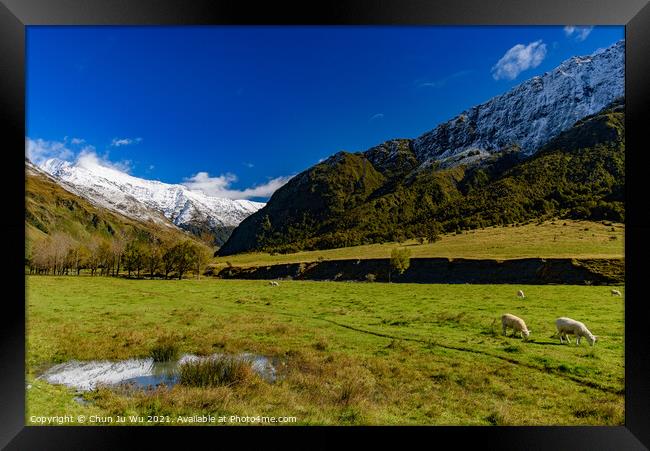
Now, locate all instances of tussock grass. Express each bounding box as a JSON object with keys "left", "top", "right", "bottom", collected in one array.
[
  {"left": 150, "top": 335, "right": 180, "bottom": 362},
  {"left": 179, "top": 356, "right": 254, "bottom": 387},
  {"left": 313, "top": 339, "right": 329, "bottom": 351}
]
